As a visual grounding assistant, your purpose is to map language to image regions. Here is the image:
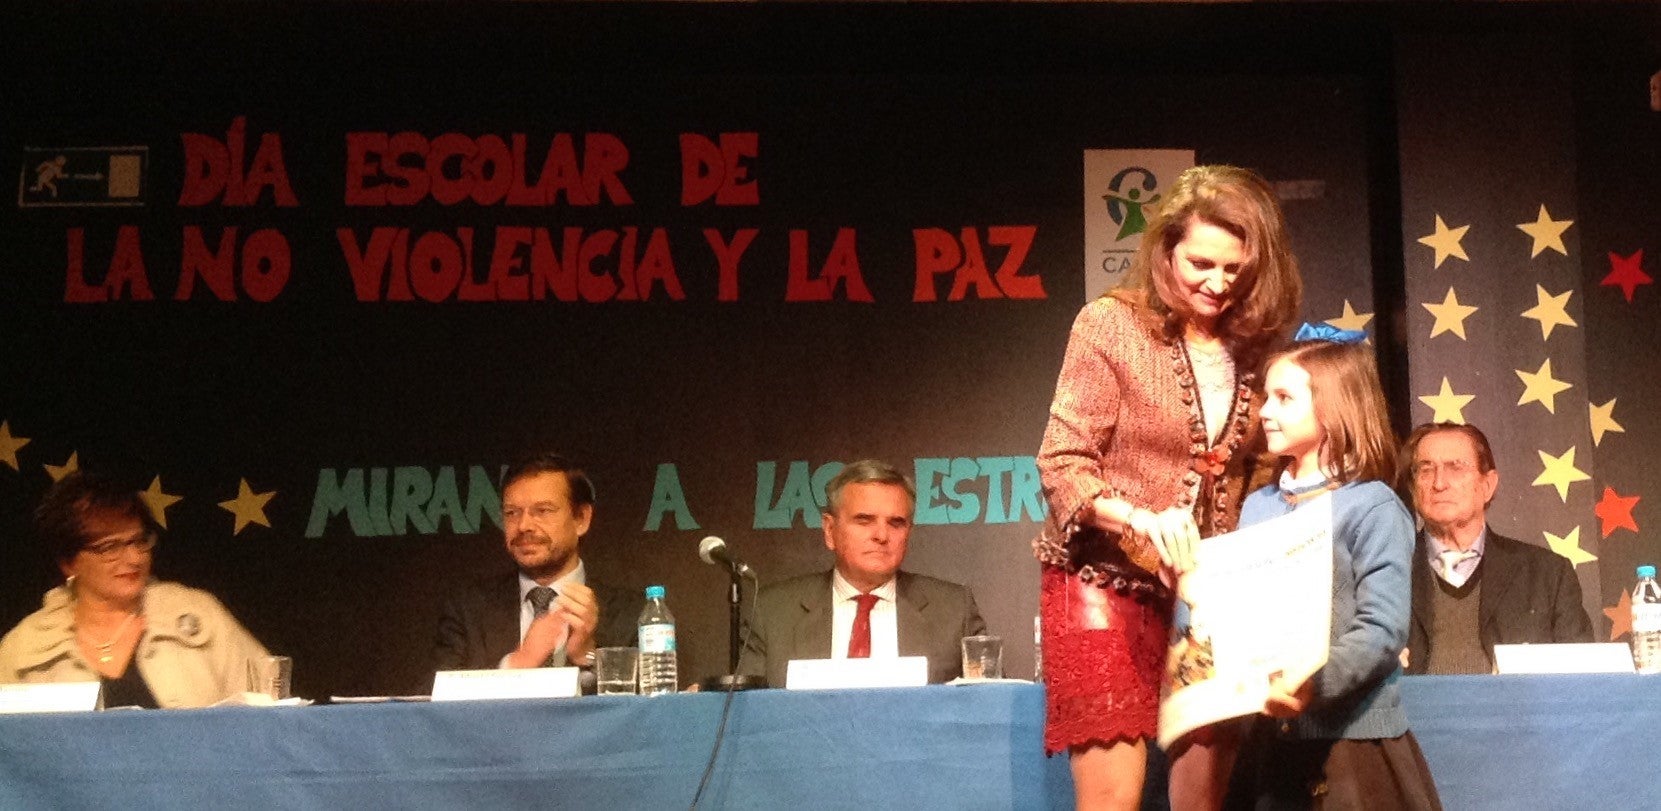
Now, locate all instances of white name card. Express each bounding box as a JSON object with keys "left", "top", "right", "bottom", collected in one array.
[
  {"left": 785, "top": 656, "right": 928, "bottom": 690},
  {"left": 0, "top": 681, "right": 101, "bottom": 714},
  {"left": 431, "top": 667, "right": 580, "bottom": 701},
  {"left": 1493, "top": 643, "right": 1636, "bottom": 674}
]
